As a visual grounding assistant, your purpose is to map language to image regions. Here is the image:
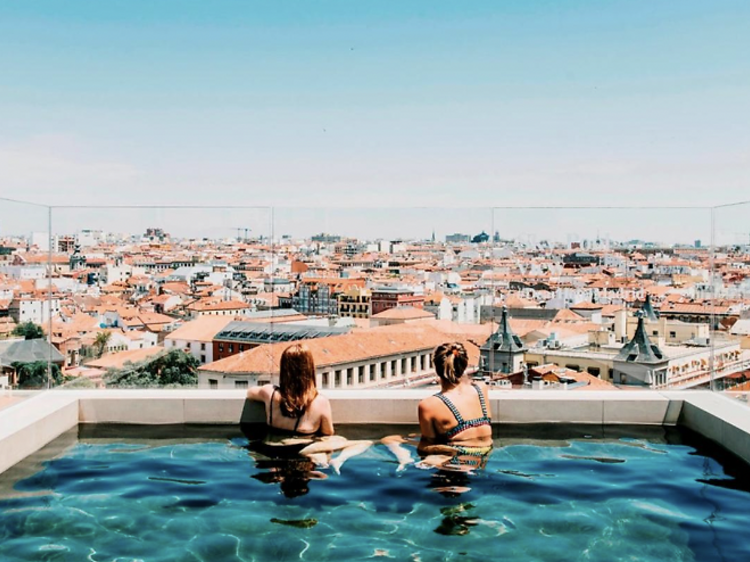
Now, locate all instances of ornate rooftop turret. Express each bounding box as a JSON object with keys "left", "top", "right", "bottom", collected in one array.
[
  {"left": 69, "top": 243, "right": 86, "bottom": 272},
  {"left": 480, "top": 306, "right": 527, "bottom": 375},
  {"left": 641, "top": 294, "right": 659, "bottom": 322},
  {"left": 615, "top": 311, "right": 664, "bottom": 364},
  {"left": 487, "top": 306, "right": 526, "bottom": 353}
]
